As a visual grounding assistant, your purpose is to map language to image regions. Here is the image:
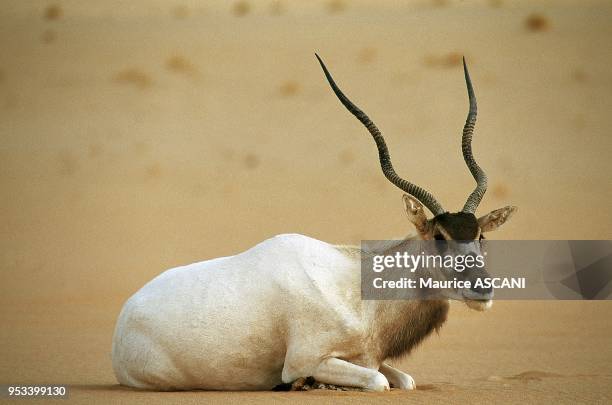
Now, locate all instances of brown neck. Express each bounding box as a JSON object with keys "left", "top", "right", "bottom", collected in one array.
[{"left": 370, "top": 299, "right": 449, "bottom": 362}]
